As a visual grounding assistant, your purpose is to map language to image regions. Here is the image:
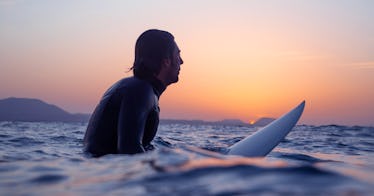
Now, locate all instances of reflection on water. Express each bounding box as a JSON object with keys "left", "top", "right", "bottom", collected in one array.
[{"left": 0, "top": 122, "right": 373, "bottom": 195}]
